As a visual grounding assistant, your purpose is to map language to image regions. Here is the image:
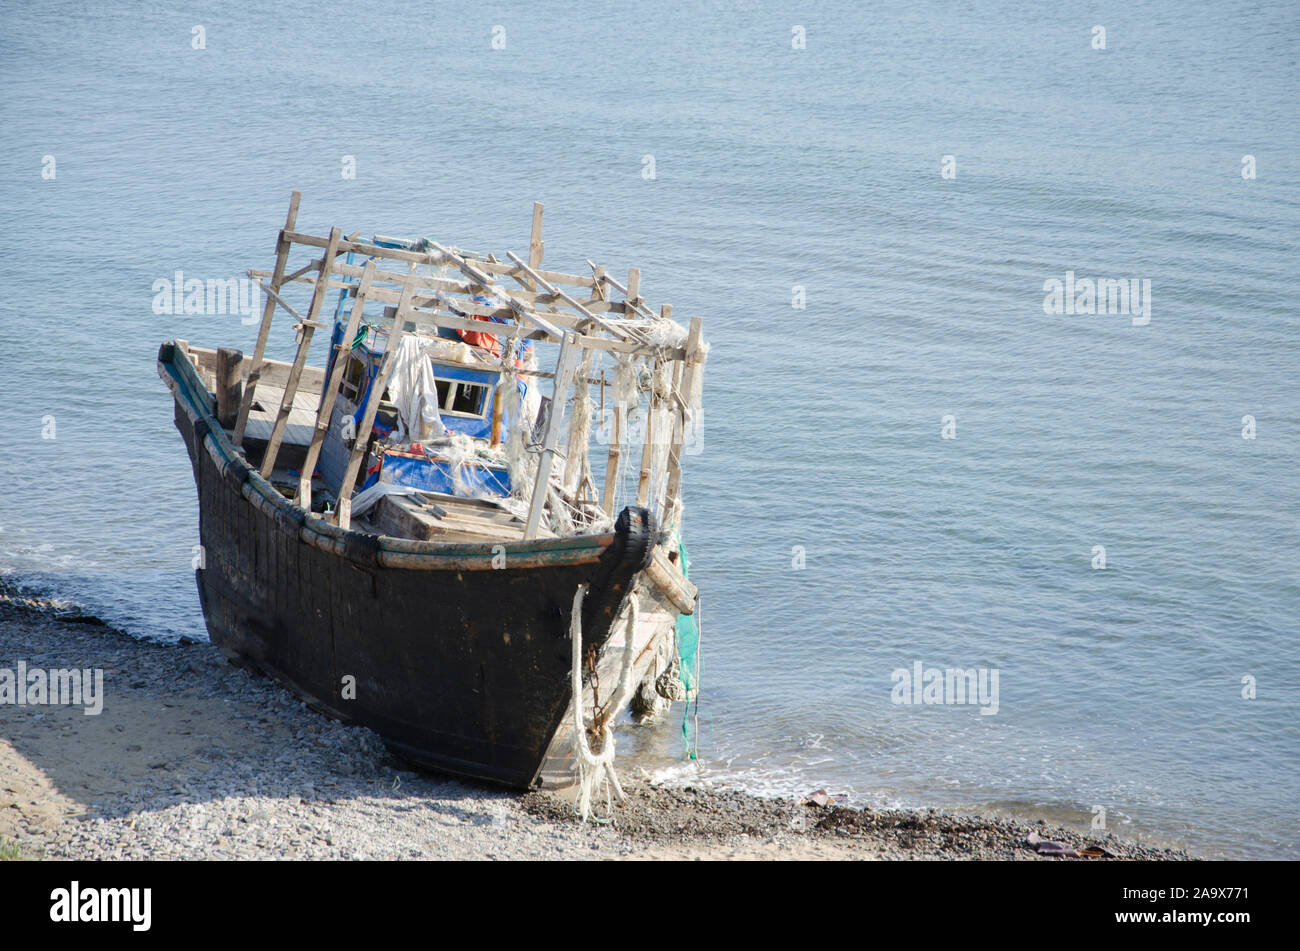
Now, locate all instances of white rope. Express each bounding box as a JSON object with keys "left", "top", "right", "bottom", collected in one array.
[{"left": 569, "top": 584, "right": 637, "bottom": 822}]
